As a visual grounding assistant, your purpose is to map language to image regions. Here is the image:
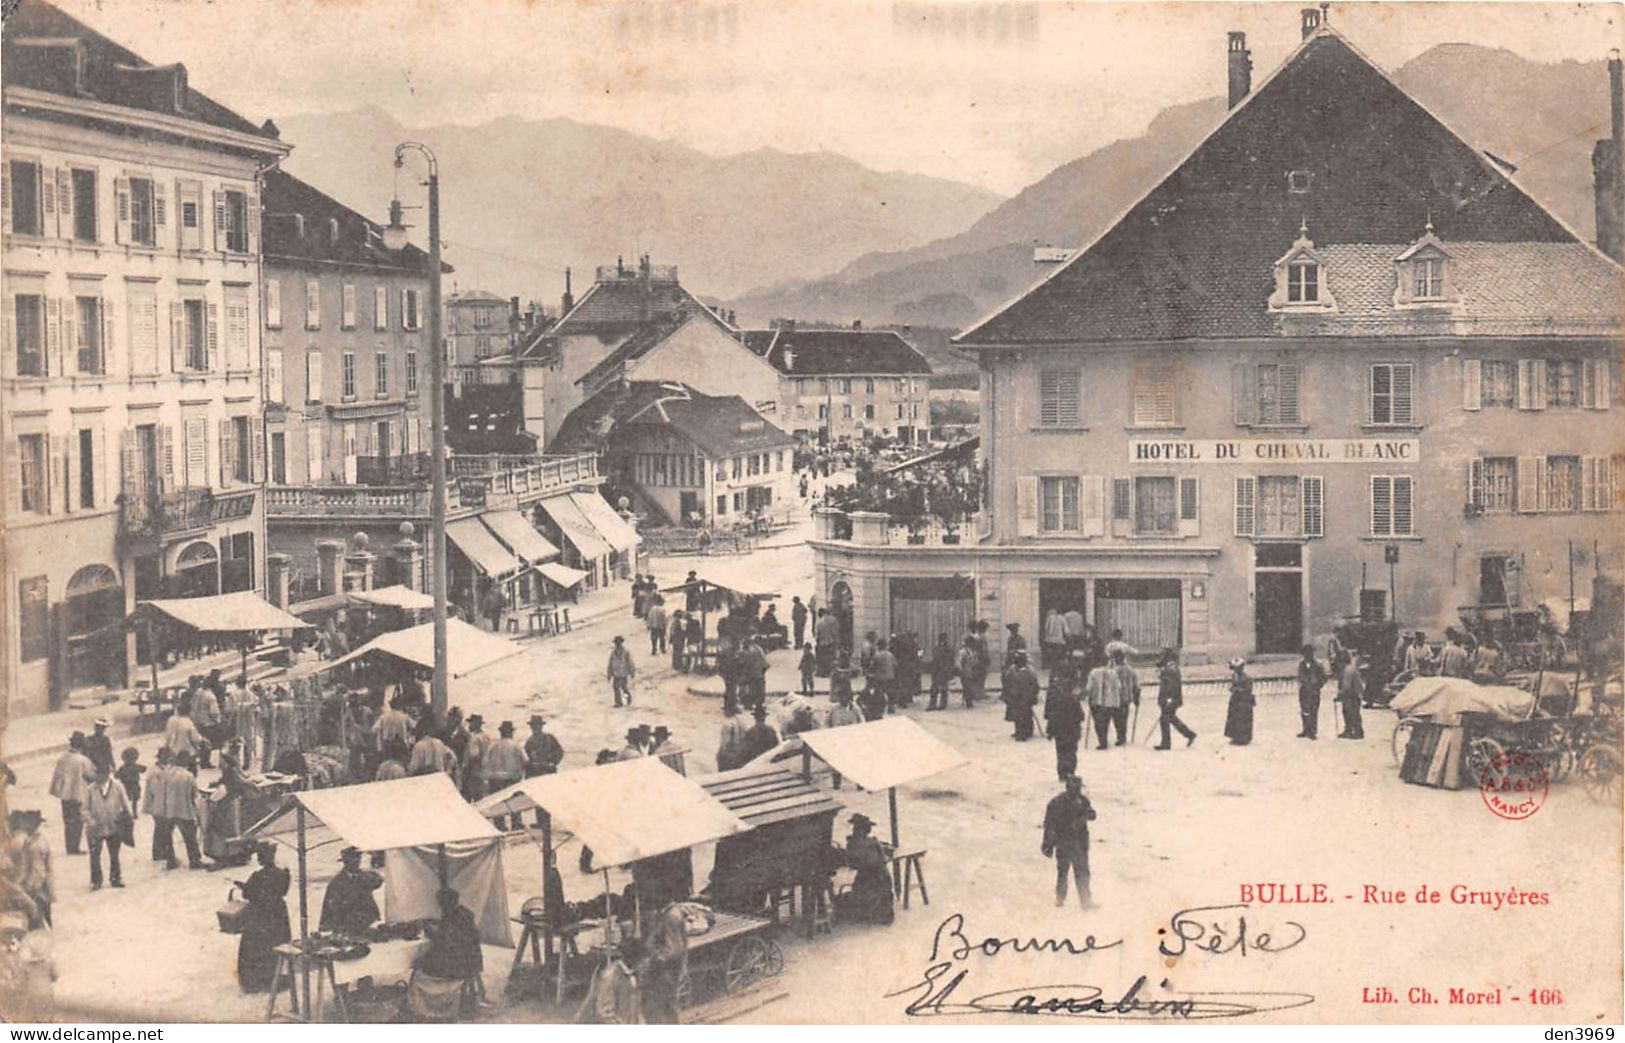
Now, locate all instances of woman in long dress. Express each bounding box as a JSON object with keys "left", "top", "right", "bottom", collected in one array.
[
  {"left": 237, "top": 842, "right": 291, "bottom": 992},
  {"left": 1223, "top": 658, "right": 1255, "bottom": 746}
]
